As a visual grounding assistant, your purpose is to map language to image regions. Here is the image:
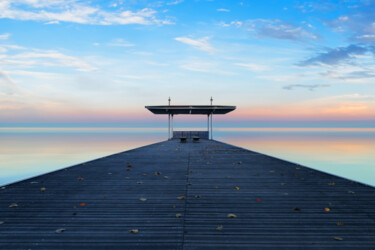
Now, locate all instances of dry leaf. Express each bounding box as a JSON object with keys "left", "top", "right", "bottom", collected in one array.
[
  {"left": 126, "top": 163, "right": 132, "bottom": 168},
  {"left": 40, "top": 187, "right": 46, "bottom": 192},
  {"left": 137, "top": 181, "right": 143, "bottom": 184},
  {"left": 256, "top": 198, "right": 261, "bottom": 202},
  {"left": 238, "top": 161, "right": 242, "bottom": 164},
  {"left": 77, "top": 176, "right": 84, "bottom": 181},
  {"left": 189, "top": 170, "right": 193, "bottom": 173},
  {"left": 334, "top": 236, "right": 343, "bottom": 241},
  {"left": 234, "top": 186, "right": 240, "bottom": 190},
  {"left": 216, "top": 225, "right": 223, "bottom": 231},
  {"left": 164, "top": 176, "right": 168, "bottom": 179},
  {"left": 336, "top": 221, "right": 344, "bottom": 226},
  {"left": 55, "top": 228, "right": 66, "bottom": 234},
  {"left": 194, "top": 195, "right": 201, "bottom": 199},
  {"left": 142, "top": 173, "right": 147, "bottom": 176},
  {"left": 175, "top": 213, "right": 182, "bottom": 218},
  {"left": 177, "top": 196, "right": 185, "bottom": 200},
  {"left": 139, "top": 198, "right": 147, "bottom": 202},
  {"left": 9, "top": 203, "right": 18, "bottom": 208},
  {"left": 154, "top": 172, "right": 161, "bottom": 176},
  {"left": 129, "top": 229, "right": 139, "bottom": 234},
  {"left": 328, "top": 182, "right": 335, "bottom": 186},
  {"left": 294, "top": 207, "right": 301, "bottom": 211},
  {"left": 80, "top": 203, "right": 86, "bottom": 206},
  {"left": 348, "top": 190, "right": 355, "bottom": 194},
  {"left": 324, "top": 207, "right": 331, "bottom": 212},
  {"left": 227, "top": 213, "right": 237, "bottom": 218},
  {"left": 296, "top": 167, "right": 300, "bottom": 170}
]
